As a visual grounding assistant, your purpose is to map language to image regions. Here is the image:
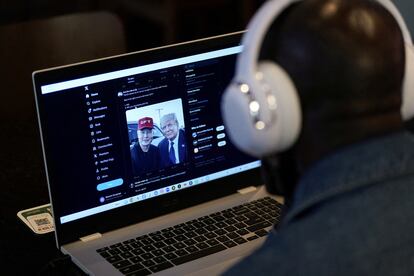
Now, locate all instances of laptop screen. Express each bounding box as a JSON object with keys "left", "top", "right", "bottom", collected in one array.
[{"left": 33, "top": 32, "right": 261, "bottom": 245}]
